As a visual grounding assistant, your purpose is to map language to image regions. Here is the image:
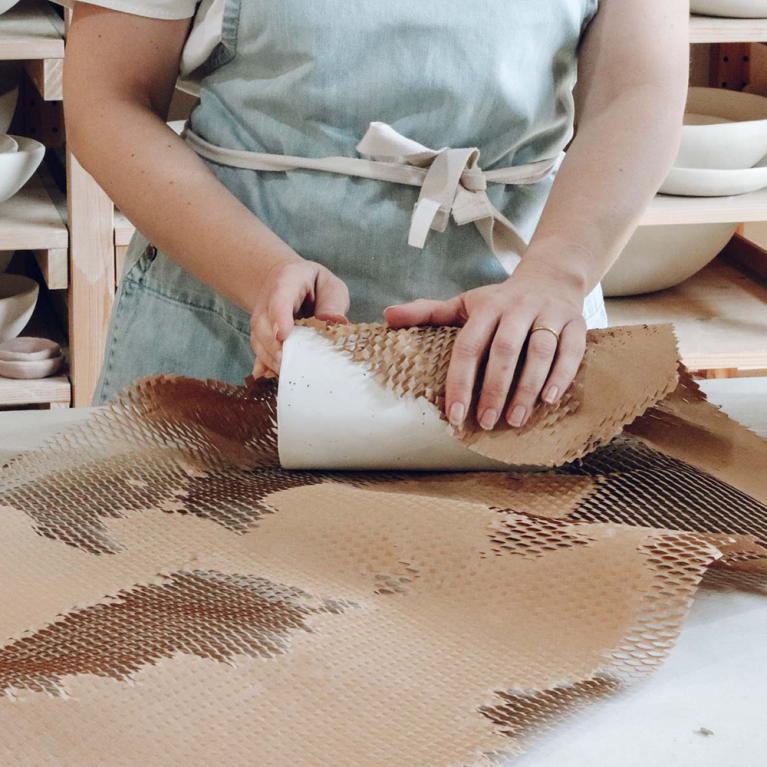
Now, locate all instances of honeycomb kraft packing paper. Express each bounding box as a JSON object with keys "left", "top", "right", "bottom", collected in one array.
[{"left": 0, "top": 321, "right": 766, "bottom": 766}]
